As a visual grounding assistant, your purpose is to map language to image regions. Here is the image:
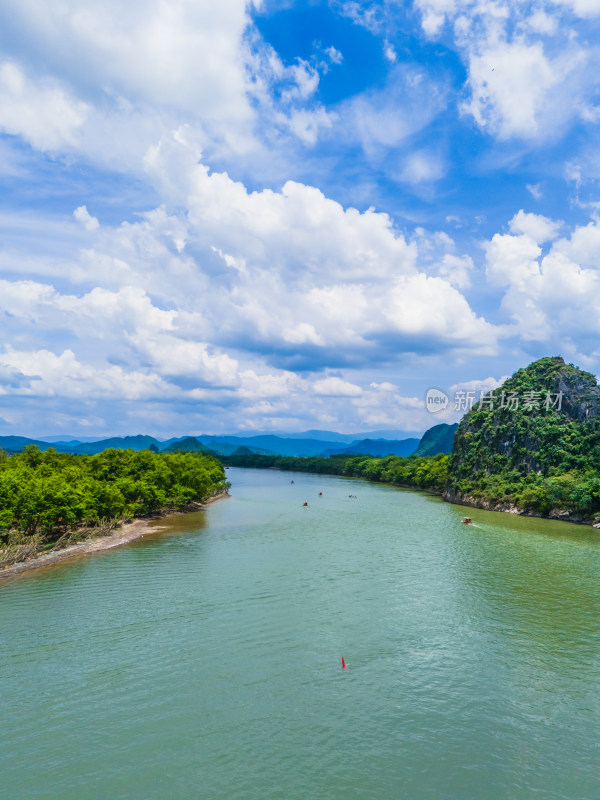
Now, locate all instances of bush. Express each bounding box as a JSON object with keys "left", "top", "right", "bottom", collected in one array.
[{"left": 0, "top": 447, "right": 229, "bottom": 542}]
